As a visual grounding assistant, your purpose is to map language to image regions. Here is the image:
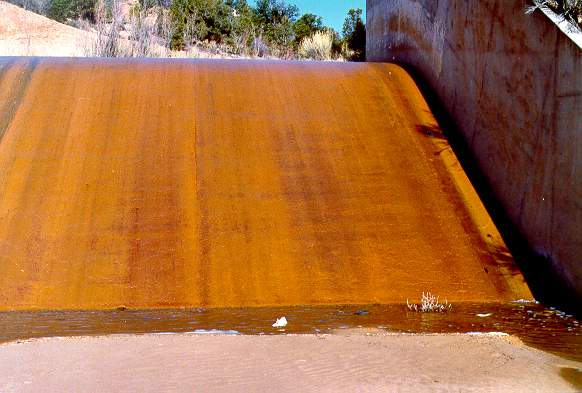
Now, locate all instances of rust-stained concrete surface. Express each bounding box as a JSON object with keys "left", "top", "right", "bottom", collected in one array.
[
  {"left": 0, "top": 57, "right": 531, "bottom": 311},
  {"left": 366, "top": 0, "right": 582, "bottom": 308}
]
